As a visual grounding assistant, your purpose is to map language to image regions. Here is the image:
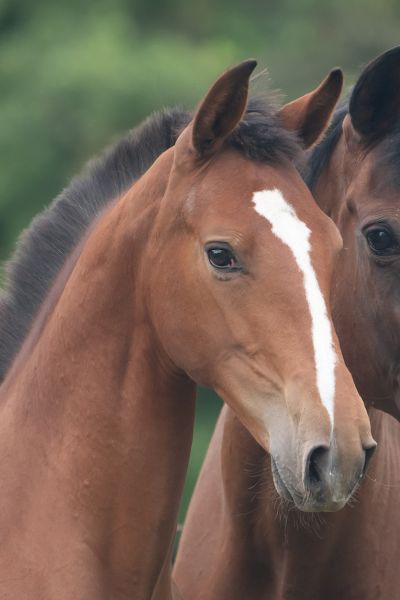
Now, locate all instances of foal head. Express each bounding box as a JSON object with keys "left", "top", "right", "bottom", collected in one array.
[
  {"left": 309, "top": 47, "right": 400, "bottom": 420},
  {"left": 143, "top": 61, "right": 375, "bottom": 511}
]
